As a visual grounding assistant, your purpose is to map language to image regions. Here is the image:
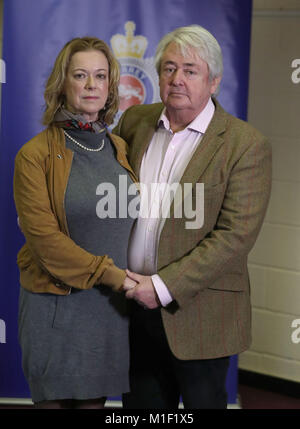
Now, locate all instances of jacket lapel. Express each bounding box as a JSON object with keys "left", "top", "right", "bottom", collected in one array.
[
  {"left": 183, "top": 100, "right": 227, "bottom": 181},
  {"left": 129, "top": 100, "right": 228, "bottom": 192},
  {"left": 129, "top": 105, "right": 164, "bottom": 177},
  {"left": 168, "top": 100, "right": 227, "bottom": 215}
]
